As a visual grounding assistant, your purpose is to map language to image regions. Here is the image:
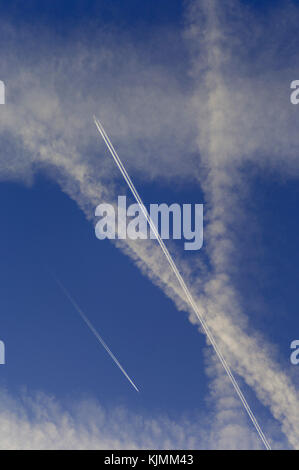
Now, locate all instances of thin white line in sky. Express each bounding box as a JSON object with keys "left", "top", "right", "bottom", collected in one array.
[
  {"left": 94, "top": 116, "right": 271, "bottom": 450},
  {"left": 53, "top": 274, "right": 139, "bottom": 393}
]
